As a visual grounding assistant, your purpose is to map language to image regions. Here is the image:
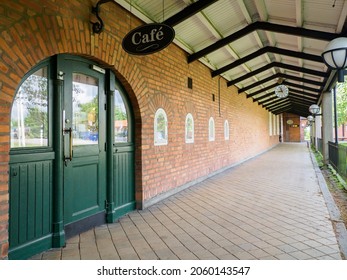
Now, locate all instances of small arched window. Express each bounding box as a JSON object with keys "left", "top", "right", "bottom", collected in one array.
[
  {"left": 154, "top": 108, "right": 168, "bottom": 146},
  {"left": 224, "top": 120, "right": 229, "bottom": 140},
  {"left": 209, "top": 117, "right": 215, "bottom": 141},
  {"left": 11, "top": 66, "right": 49, "bottom": 148},
  {"left": 185, "top": 113, "right": 194, "bottom": 144}
]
